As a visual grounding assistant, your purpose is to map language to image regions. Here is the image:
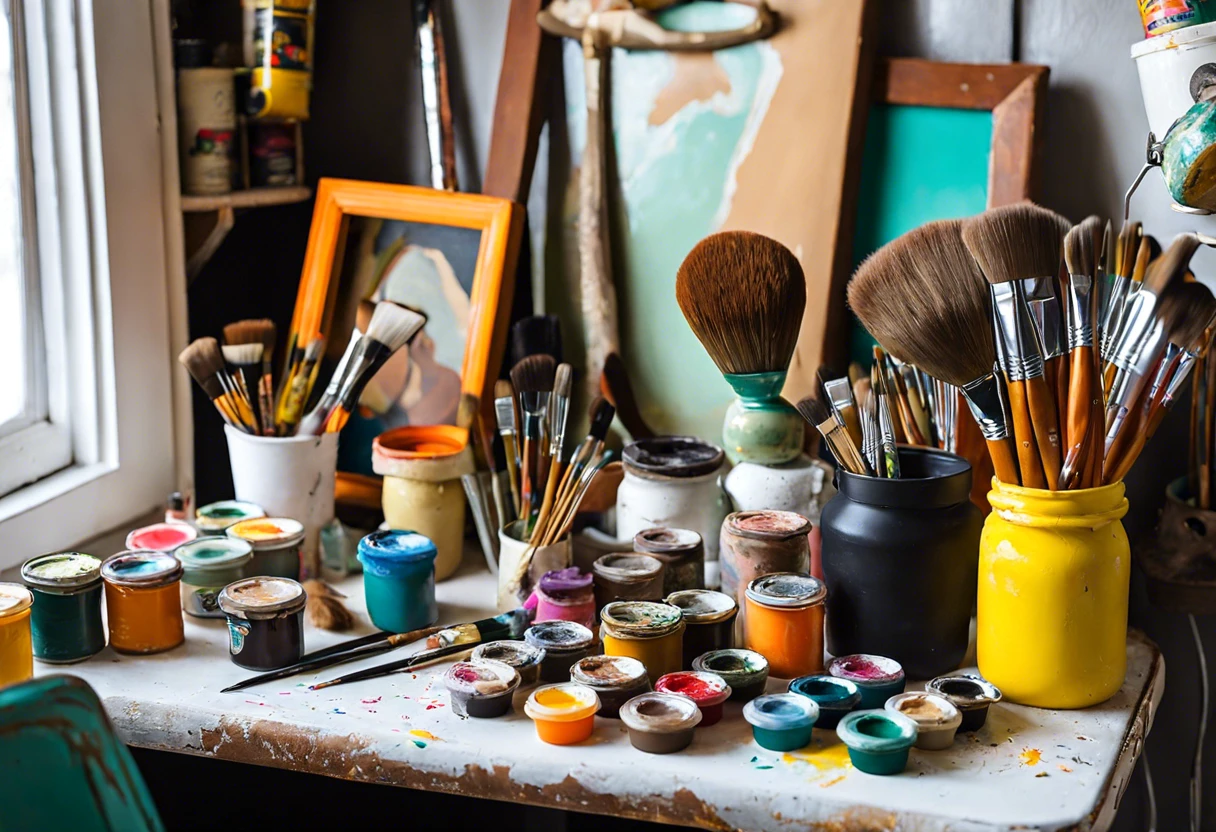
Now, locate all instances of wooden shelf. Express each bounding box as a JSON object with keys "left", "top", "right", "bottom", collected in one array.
[{"left": 180, "top": 186, "right": 312, "bottom": 213}]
